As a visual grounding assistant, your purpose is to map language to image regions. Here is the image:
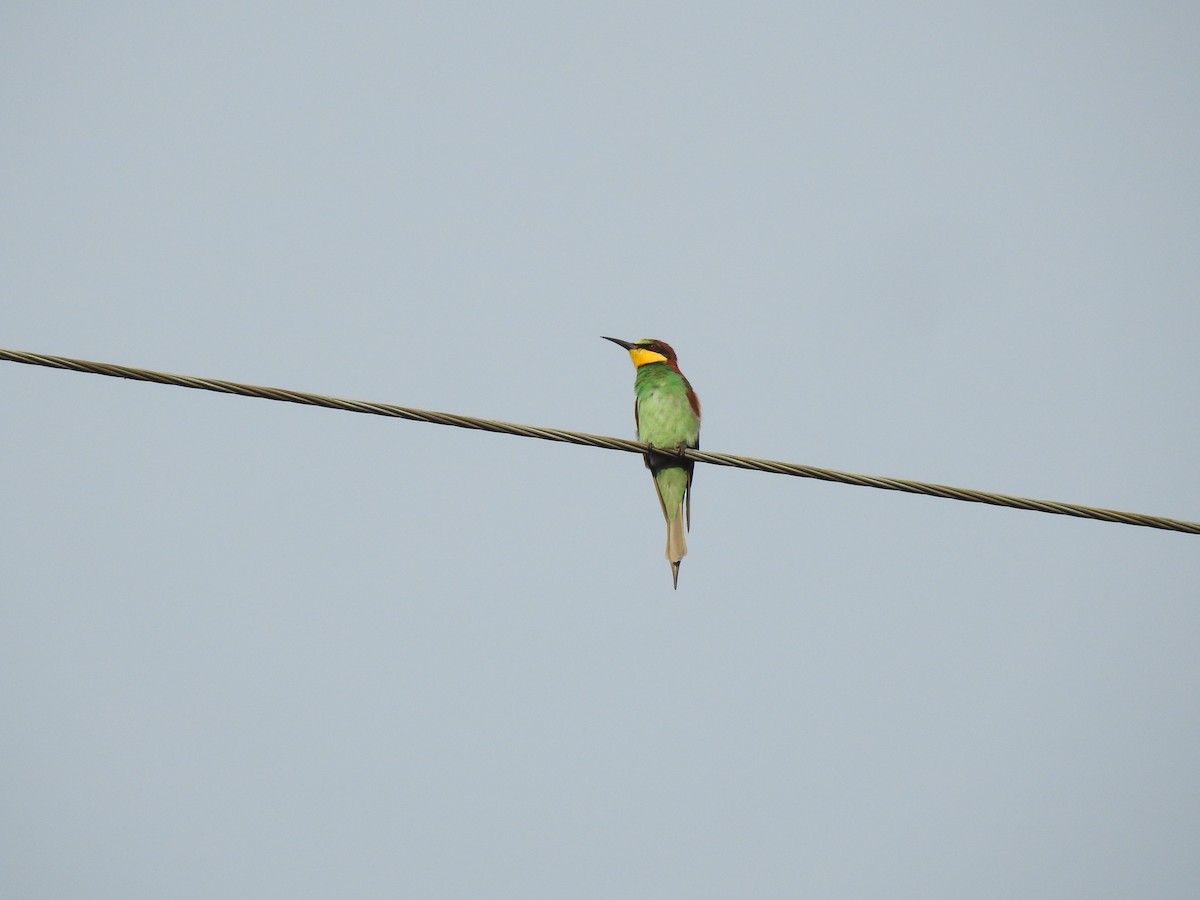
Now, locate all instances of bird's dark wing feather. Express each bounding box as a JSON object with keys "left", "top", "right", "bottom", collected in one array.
[{"left": 684, "top": 434, "right": 696, "bottom": 530}]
